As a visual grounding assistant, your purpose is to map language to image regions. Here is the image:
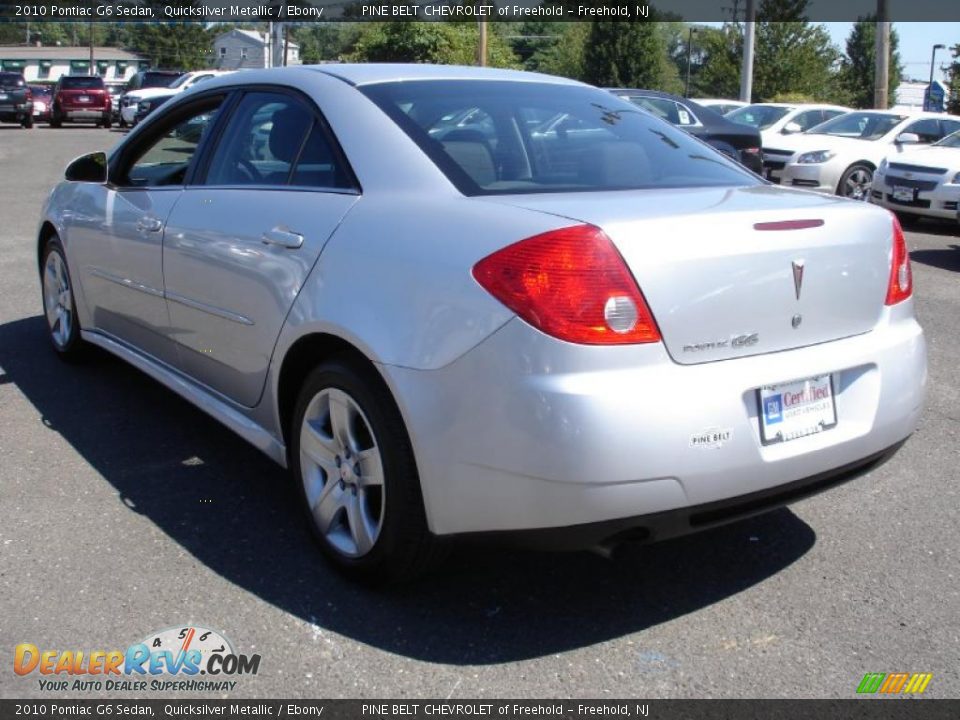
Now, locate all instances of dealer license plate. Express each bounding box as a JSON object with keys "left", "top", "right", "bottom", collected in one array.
[
  {"left": 77, "top": 95, "right": 90, "bottom": 103},
  {"left": 757, "top": 374, "right": 837, "bottom": 445},
  {"left": 892, "top": 186, "right": 916, "bottom": 202}
]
